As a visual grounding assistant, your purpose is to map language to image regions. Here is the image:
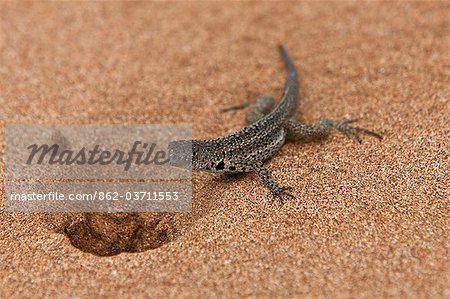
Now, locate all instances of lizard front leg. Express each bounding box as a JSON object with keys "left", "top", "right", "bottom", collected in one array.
[
  {"left": 222, "top": 95, "right": 275, "bottom": 124},
  {"left": 252, "top": 163, "right": 294, "bottom": 204},
  {"left": 245, "top": 95, "right": 275, "bottom": 124}
]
